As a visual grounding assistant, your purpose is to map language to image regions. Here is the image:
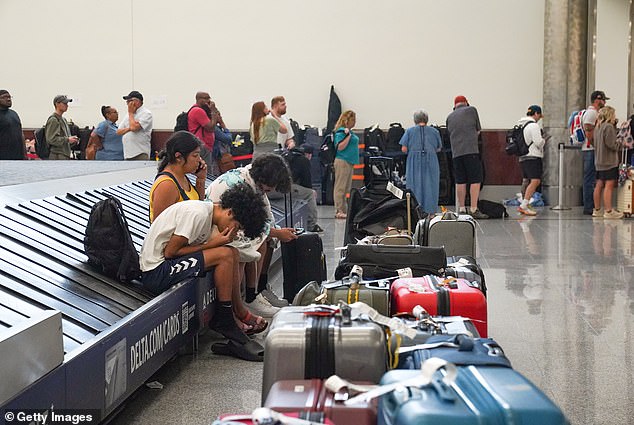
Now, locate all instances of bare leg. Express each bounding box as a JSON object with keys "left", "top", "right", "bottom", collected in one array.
[
  {"left": 524, "top": 179, "right": 541, "bottom": 204},
  {"left": 603, "top": 179, "right": 616, "bottom": 211},
  {"left": 456, "top": 183, "right": 467, "bottom": 210},
  {"left": 593, "top": 179, "right": 605, "bottom": 211},
  {"left": 469, "top": 183, "right": 481, "bottom": 211}
]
